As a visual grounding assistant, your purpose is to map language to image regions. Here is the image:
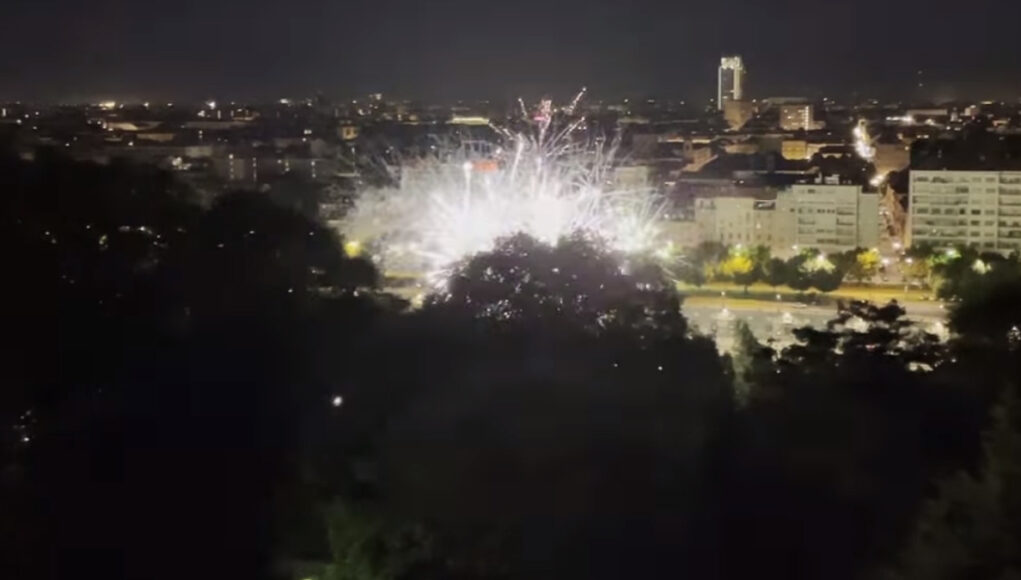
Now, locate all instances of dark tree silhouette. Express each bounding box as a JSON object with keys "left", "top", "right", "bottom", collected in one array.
[
  {"left": 722, "top": 301, "right": 982, "bottom": 580},
  {"left": 327, "top": 235, "right": 733, "bottom": 578},
  {"left": 891, "top": 391, "right": 1021, "bottom": 580},
  {"left": 432, "top": 233, "right": 687, "bottom": 338},
  {"left": 764, "top": 256, "right": 789, "bottom": 288},
  {"left": 5, "top": 148, "right": 1021, "bottom": 580},
  {"left": 0, "top": 152, "right": 383, "bottom": 580}
]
